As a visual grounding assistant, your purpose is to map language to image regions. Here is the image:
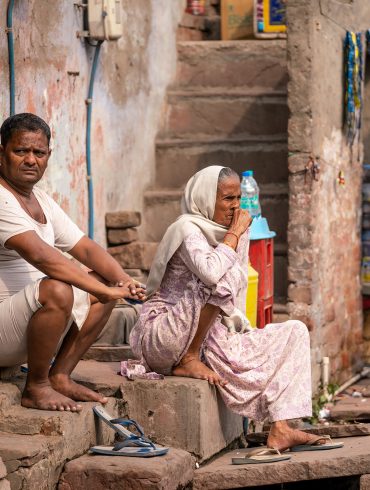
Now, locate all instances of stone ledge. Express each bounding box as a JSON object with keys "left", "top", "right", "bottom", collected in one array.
[
  {"left": 93, "top": 306, "right": 139, "bottom": 345},
  {"left": 58, "top": 448, "right": 194, "bottom": 490},
  {"left": 0, "top": 458, "right": 7, "bottom": 479},
  {"left": 194, "top": 436, "right": 370, "bottom": 489},
  {"left": 361, "top": 474, "right": 370, "bottom": 490},
  {"left": 83, "top": 345, "right": 134, "bottom": 362},
  {"left": 0, "top": 398, "right": 119, "bottom": 442},
  {"left": 72, "top": 361, "right": 243, "bottom": 463},
  {"left": 121, "top": 376, "right": 243, "bottom": 463},
  {"left": 330, "top": 397, "right": 370, "bottom": 420},
  {"left": 0, "top": 432, "right": 63, "bottom": 488},
  {"left": 0, "top": 397, "right": 121, "bottom": 489}
]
